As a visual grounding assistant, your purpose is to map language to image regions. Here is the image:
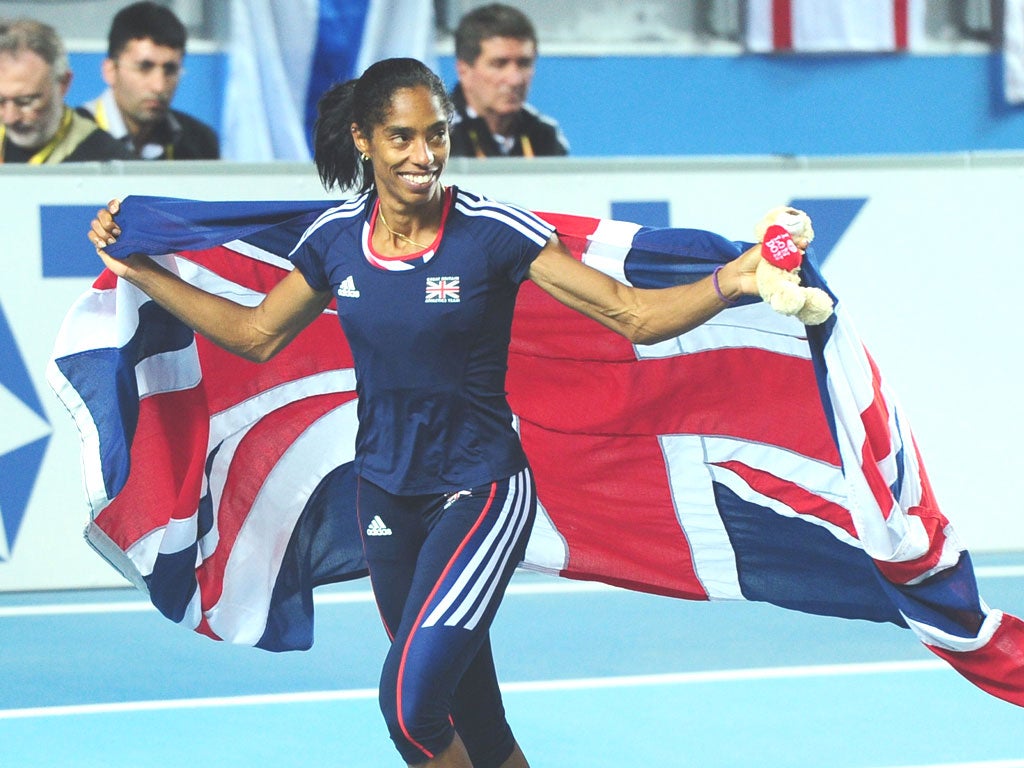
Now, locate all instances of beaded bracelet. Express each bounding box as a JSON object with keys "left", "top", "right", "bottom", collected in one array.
[{"left": 712, "top": 265, "right": 738, "bottom": 305}]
